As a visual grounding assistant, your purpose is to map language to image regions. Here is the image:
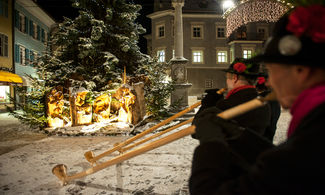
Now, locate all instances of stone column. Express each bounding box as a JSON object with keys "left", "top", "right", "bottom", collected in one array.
[{"left": 170, "top": 0, "right": 192, "bottom": 112}]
